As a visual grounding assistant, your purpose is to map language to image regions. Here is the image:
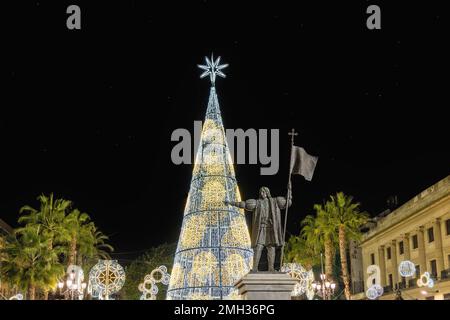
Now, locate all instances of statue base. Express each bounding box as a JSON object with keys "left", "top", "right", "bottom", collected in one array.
[{"left": 234, "top": 271, "right": 297, "bottom": 300}]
